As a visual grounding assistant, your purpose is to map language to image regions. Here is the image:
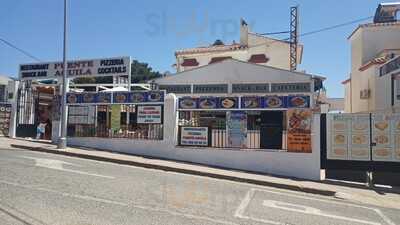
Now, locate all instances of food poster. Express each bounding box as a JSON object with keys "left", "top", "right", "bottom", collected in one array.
[
  {"left": 113, "top": 92, "right": 129, "bottom": 104},
  {"left": 264, "top": 96, "right": 286, "bottom": 108},
  {"left": 227, "top": 111, "right": 247, "bottom": 148},
  {"left": 328, "top": 114, "right": 350, "bottom": 160},
  {"left": 288, "top": 95, "right": 310, "bottom": 108},
  {"left": 241, "top": 96, "right": 261, "bottom": 109},
  {"left": 372, "top": 114, "right": 393, "bottom": 161},
  {"left": 349, "top": 114, "right": 370, "bottom": 161},
  {"left": 219, "top": 97, "right": 238, "bottom": 109},
  {"left": 110, "top": 105, "right": 121, "bottom": 132},
  {"left": 198, "top": 97, "right": 217, "bottom": 109},
  {"left": 179, "top": 98, "right": 197, "bottom": 109},
  {"left": 287, "top": 109, "right": 312, "bottom": 153}
]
